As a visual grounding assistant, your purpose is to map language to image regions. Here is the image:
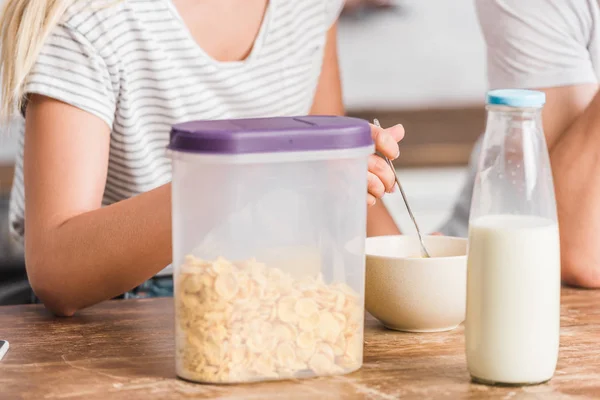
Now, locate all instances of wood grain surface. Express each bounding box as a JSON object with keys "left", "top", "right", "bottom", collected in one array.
[{"left": 0, "top": 288, "right": 598, "bottom": 399}]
